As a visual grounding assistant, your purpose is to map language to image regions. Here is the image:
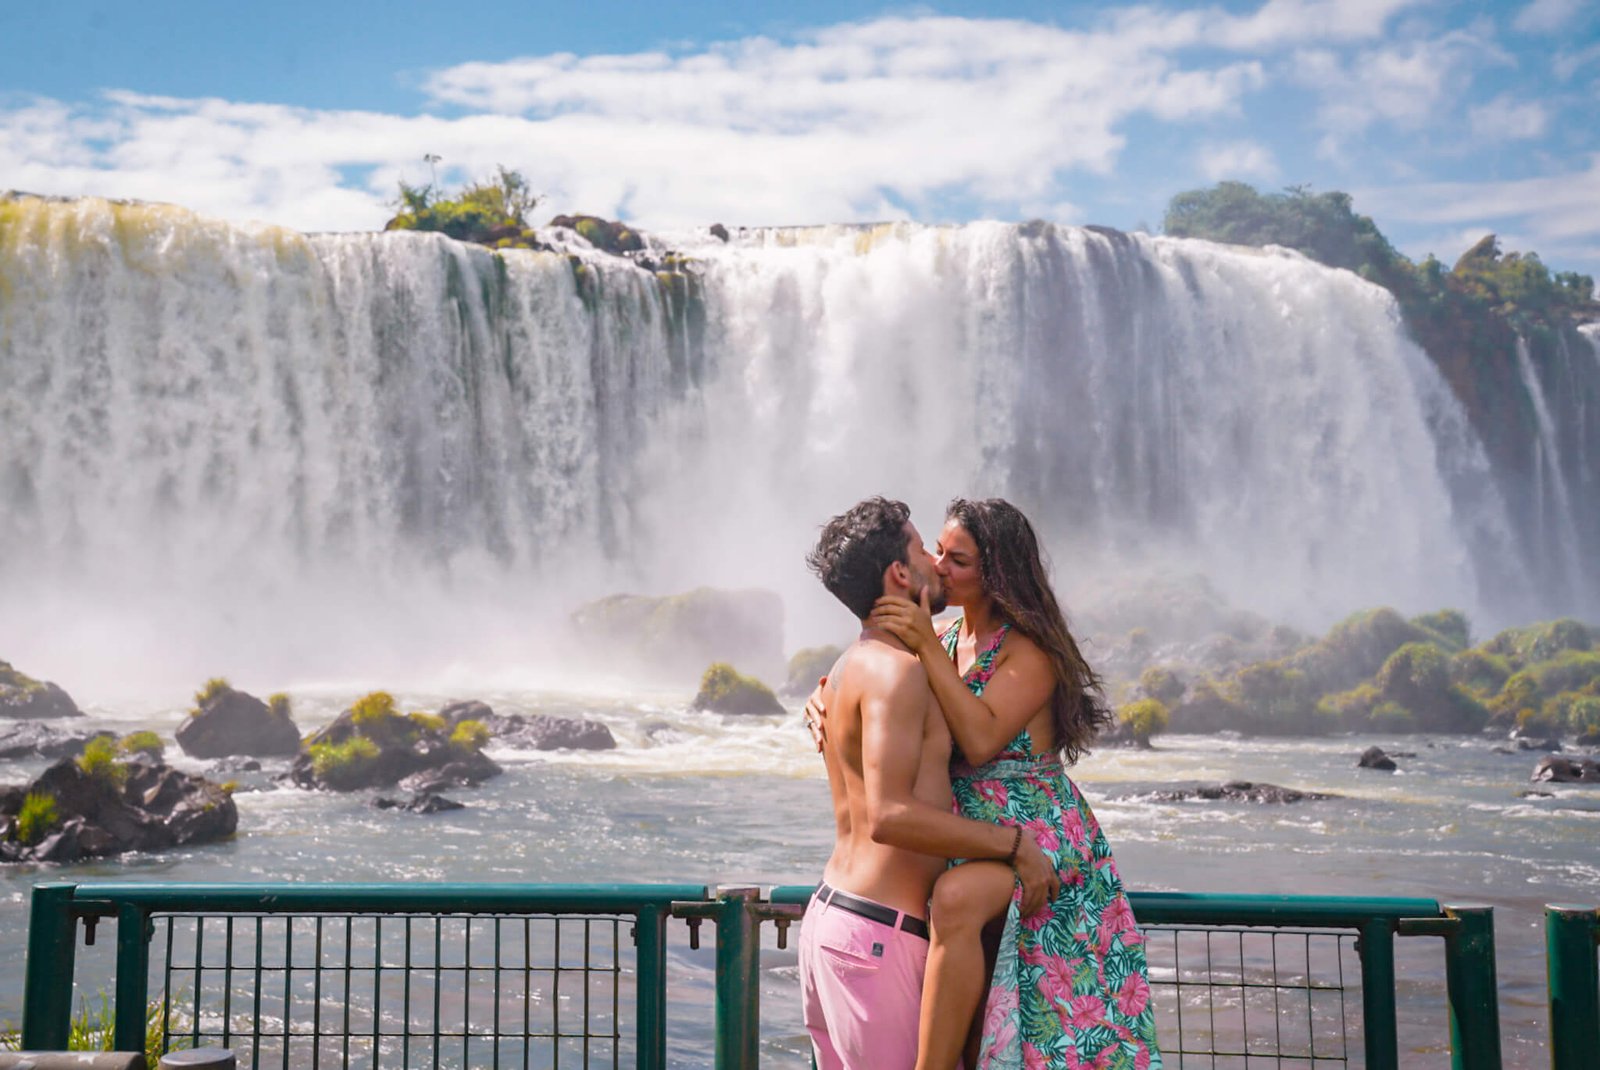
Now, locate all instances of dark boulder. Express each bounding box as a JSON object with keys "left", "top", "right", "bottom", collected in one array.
[
  {"left": 782, "top": 645, "right": 843, "bottom": 697},
  {"left": 438, "top": 701, "right": 615, "bottom": 751},
  {"left": 709, "top": 223, "right": 730, "bottom": 242},
  {"left": 0, "top": 756, "right": 236, "bottom": 864},
  {"left": 207, "top": 757, "right": 263, "bottom": 775},
  {"left": 693, "top": 663, "right": 783, "bottom": 716},
  {"left": 548, "top": 214, "right": 646, "bottom": 255},
  {"left": 177, "top": 686, "right": 300, "bottom": 759},
  {"left": 1145, "top": 781, "right": 1338, "bottom": 804},
  {"left": 0, "top": 723, "right": 112, "bottom": 760},
  {"left": 0, "top": 660, "right": 81, "bottom": 719},
  {"left": 1531, "top": 756, "right": 1600, "bottom": 784},
  {"left": 1515, "top": 736, "right": 1563, "bottom": 752},
  {"left": 1358, "top": 746, "right": 1397, "bottom": 771},
  {"left": 284, "top": 698, "right": 503, "bottom": 792},
  {"left": 372, "top": 793, "right": 465, "bottom": 814}
]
